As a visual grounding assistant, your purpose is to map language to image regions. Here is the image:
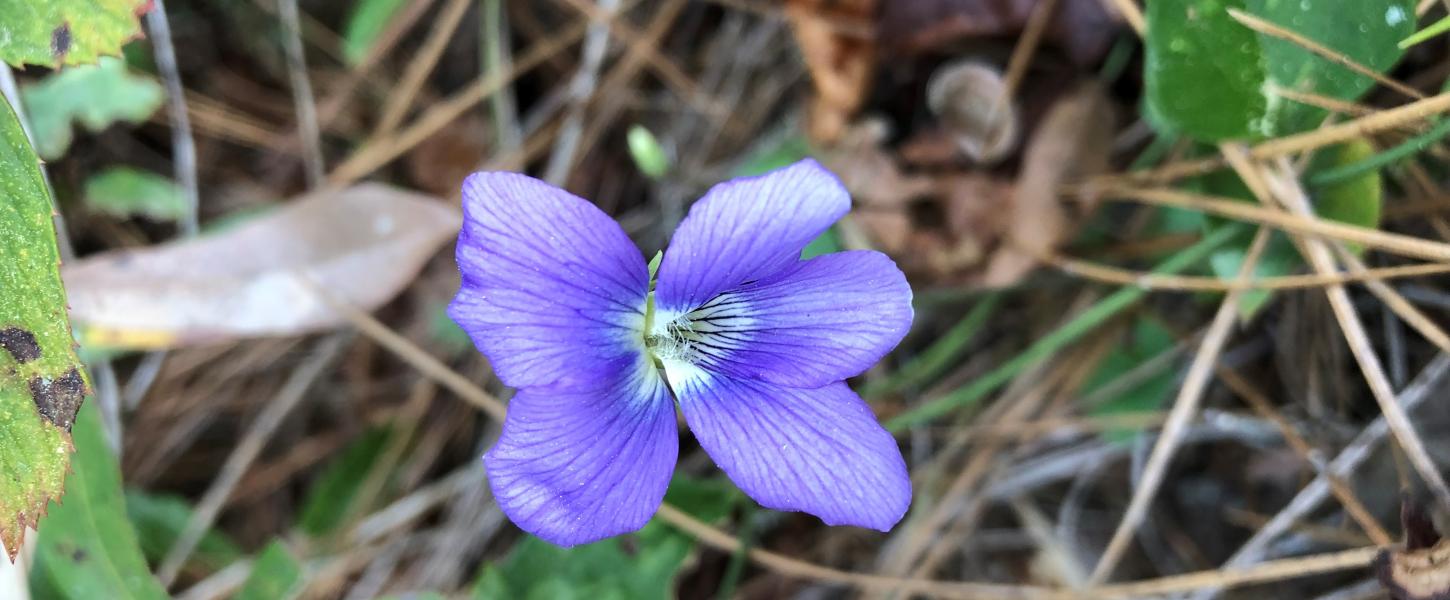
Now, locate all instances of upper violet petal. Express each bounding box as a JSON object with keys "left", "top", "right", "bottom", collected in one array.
[
  {"left": 485, "top": 360, "right": 678, "bottom": 547},
  {"left": 671, "top": 368, "right": 911, "bottom": 531},
  {"left": 667, "top": 250, "right": 911, "bottom": 388},
  {"left": 448, "top": 172, "right": 649, "bottom": 390},
  {"left": 655, "top": 159, "right": 849, "bottom": 313}
]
